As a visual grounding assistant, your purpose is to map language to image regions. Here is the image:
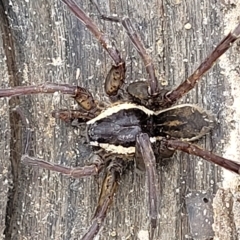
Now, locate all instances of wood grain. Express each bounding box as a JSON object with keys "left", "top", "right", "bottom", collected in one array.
[{"left": 1, "top": 0, "right": 240, "bottom": 239}]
